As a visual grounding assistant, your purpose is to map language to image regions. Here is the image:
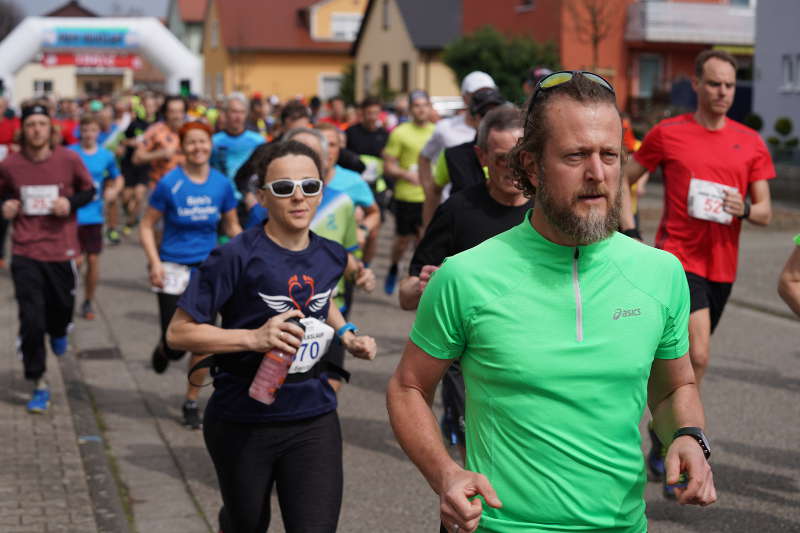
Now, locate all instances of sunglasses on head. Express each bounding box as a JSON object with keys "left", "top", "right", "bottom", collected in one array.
[
  {"left": 528, "top": 71, "right": 615, "bottom": 115},
  {"left": 262, "top": 178, "right": 323, "bottom": 198}
]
